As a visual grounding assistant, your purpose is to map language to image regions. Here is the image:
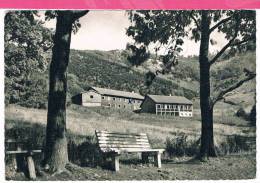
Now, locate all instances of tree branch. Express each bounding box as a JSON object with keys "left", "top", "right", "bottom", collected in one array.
[
  {"left": 209, "top": 21, "right": 239, "bottom": 66},
  {"left": 209, "top": 16, "right": 232, "bottom": 33},
  {"left": 190, "top": 11, "right": 200, "bottom": 29},
  {"left": 230, "top": 35, "right": 255, "bottom": 47},
  {"left": 71, "top": 10, "right": 89, "bottom": 21},
  {"left": 212, "top": 69, "right": 256, "bottom": 106}
]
